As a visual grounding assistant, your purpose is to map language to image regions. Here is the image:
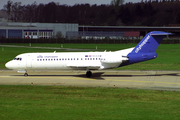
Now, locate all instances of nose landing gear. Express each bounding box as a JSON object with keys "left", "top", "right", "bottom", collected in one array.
[{"left": 24, "top": 72, "right": 28, "bottom": 76}]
